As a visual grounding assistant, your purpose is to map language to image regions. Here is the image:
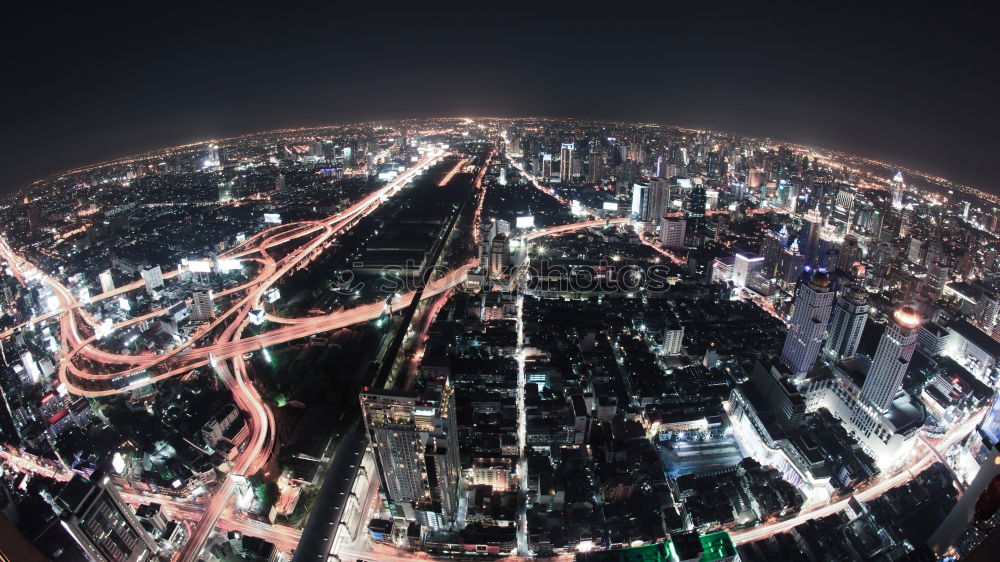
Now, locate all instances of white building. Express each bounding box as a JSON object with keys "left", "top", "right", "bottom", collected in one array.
[
  {"left": 99, "top": 269, "right": 115, "bottom": 294},
  {"left": 943, "top": 319, "right": 1000, "bottom": 386},
  {"left": 140, "top": 265, "right": 164, "bottom": 293},
  {"left": 861, "top": 308, "right": 920, "bottom": 412},
  {"left": 732, "top": 252, "right": 765, "bottom": 290},
  {"left": 662, "top": 325, "right": 684, "bottom": 356}
]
